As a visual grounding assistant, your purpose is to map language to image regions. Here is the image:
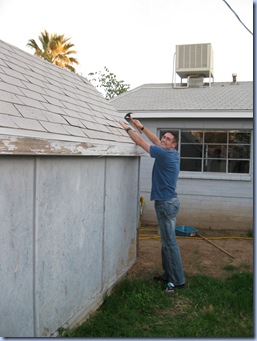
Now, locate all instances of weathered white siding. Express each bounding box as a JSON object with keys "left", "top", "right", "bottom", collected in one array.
[{"left": 0, "top": 155, "right": 140, "bottom": 337}]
